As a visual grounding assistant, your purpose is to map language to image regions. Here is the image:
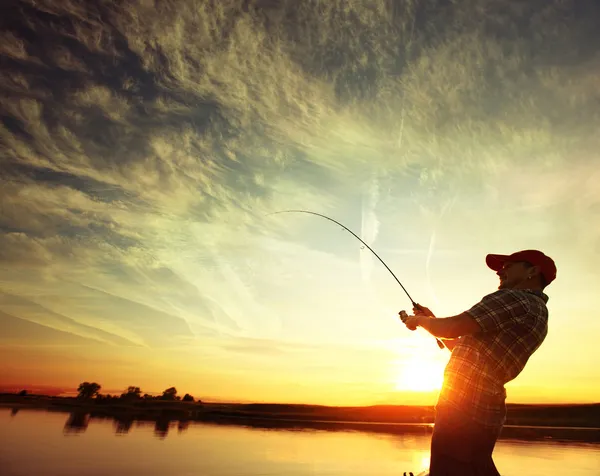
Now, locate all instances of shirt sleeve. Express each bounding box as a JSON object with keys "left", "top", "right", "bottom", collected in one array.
[{"left": 464, "top": 290, "right": 531, "bottom": 333}]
